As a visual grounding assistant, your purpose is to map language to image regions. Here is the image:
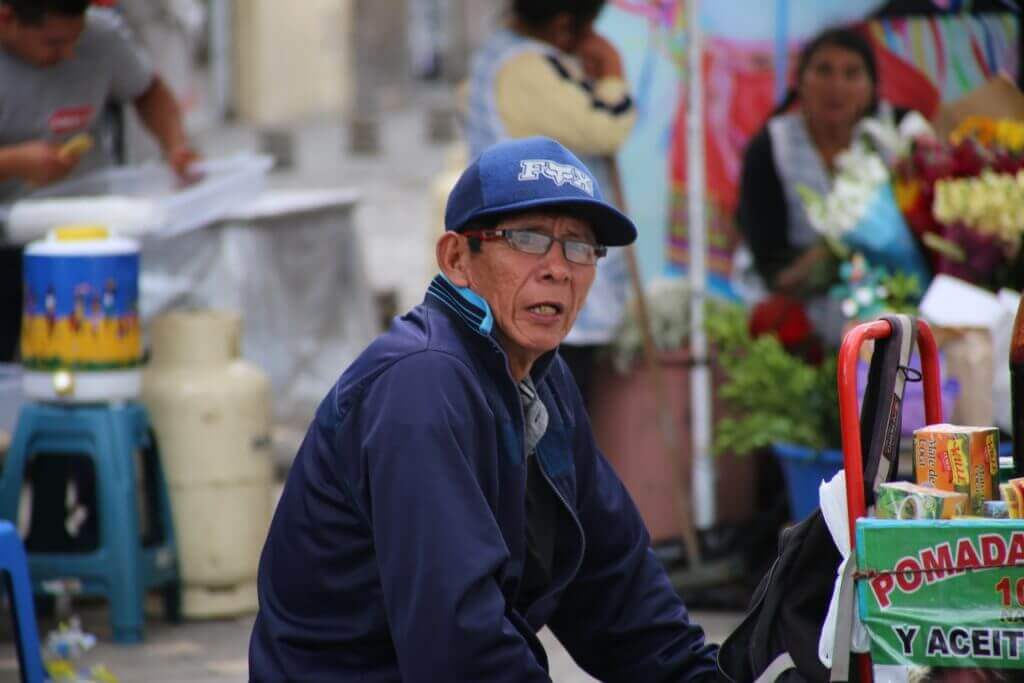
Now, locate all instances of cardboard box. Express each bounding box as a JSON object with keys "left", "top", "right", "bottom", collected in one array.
[
  {"left": 876, "top": 482, "right": 967, "bottom": 520},
  {"left": 914, "top": 425, "right": 998, "bottom": 515},
  {"left": 932, "top": 74, "right": 1024, "bottom": 142},
  {"left": 857, "top": 518, "right": 1024, "bottom": 671}
]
